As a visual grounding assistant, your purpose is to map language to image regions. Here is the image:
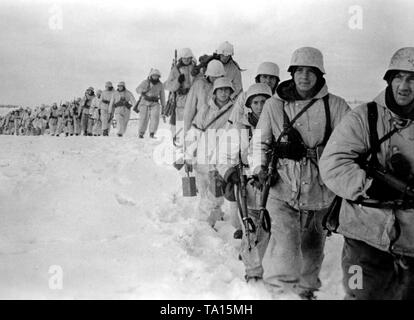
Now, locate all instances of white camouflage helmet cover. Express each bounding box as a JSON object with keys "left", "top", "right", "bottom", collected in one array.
[
  {"left": 178, "top": 48, "right": 194, "bottom": 60},
  {"left": 384, "top": 47, "right": 414, "bottom": 81},
  {"left": 288, "top": 47, "right": 325, "bottom": 74},
  {"left": 149, "top": 68, "right": 161, "bottom": 77},
  {"left": 213, "top": 77, "right": 234, "bottom": 93},
  {"left": 216, "top": 41, "right": 234, "bottom": 56},
  {"left": 205, "top": 60, "right": 225, "bottom": 77},
  {"left": 256, "top": 62, "right": 280, "bottom": 78},
  {"left": 246, "top": 83, "right": 272, "bottom": 103}
]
